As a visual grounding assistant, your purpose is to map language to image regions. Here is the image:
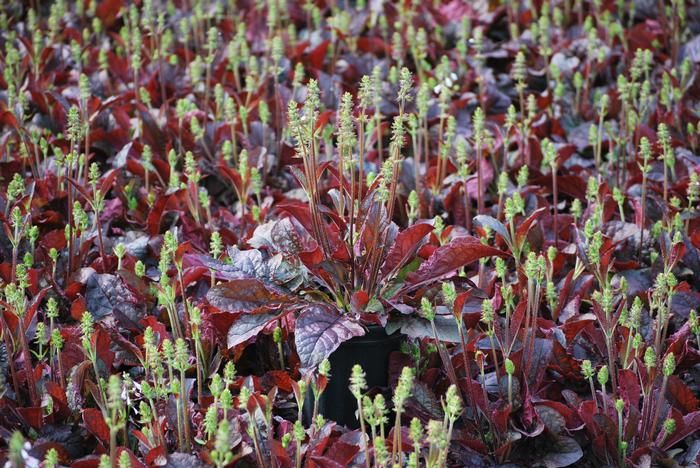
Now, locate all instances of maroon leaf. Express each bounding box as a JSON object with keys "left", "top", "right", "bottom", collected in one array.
[
  {"left": 659, "top": 409, "right": 700, "bottom": 450},
  {"left": 322, "top": 440, "right": 360, "bottom": 466},
  {"left": 466, "top": 158, "right": 494, "bottom": 199},
  {"left": 82, "top": 408, "right": 109, "bottom": 445},
  {"left": 308, "top": 456, "right": 344, "bottom": 468},
  {"left": 381, "top": 223, "right": 433, "bottom": 276},
  {"left": 618, "top": 369, "right": 642, "bottom": 409},
  {"left": 16, "top": 407, "right": 43, "bottom": 430},
  {"left": 405, "top": 381, "right": 444, "bottom": 421},
  {"left": 406, "top": 236, "right": 506, "bottom": 287},
  {"left": 294, "top": 305, "right": 365, "bottom": 369},
  {"left": 96, "top": 0, "right": 125, "bottom": 26},
  {"left": 535, "top": 406, "right": 566, "bottom": 434},
  {"left": 666, "top": 375, "right": 699, "bottom": 413},
  {"left": 515, "top": 207, "right": 546, "bottom": 246},
  {"left": 474, "top": 215, "right": 511, "bottom": 244}
]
